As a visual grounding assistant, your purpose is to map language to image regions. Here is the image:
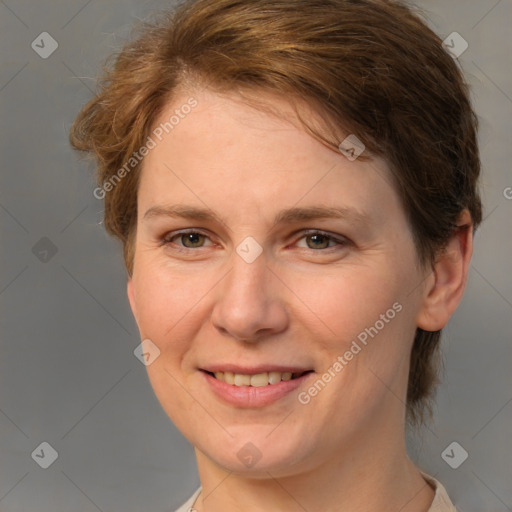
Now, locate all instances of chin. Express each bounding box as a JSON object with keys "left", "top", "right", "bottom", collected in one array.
[{"left": 197, "top": 428, "right": 312, "bottom": 476}]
